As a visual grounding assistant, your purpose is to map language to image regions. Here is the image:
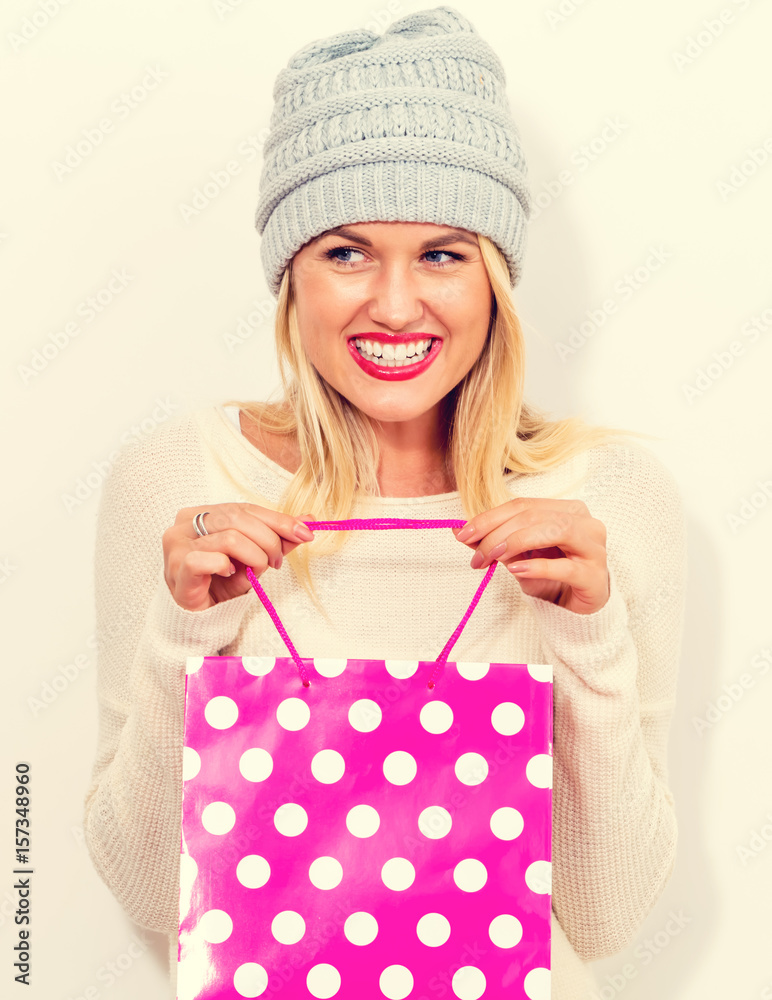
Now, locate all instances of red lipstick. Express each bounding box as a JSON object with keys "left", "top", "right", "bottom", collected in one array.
[{"left": 347, "top": 334, "right": 442, "bottom": 381}]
